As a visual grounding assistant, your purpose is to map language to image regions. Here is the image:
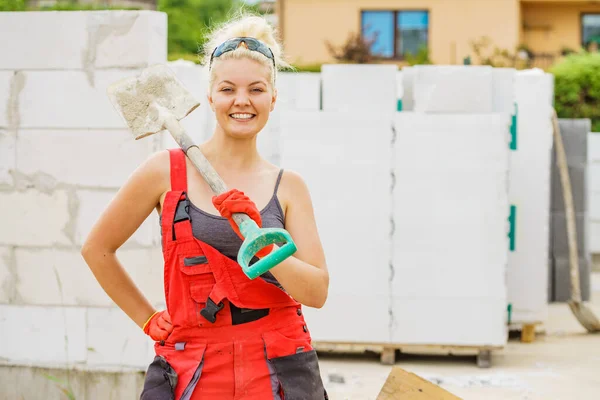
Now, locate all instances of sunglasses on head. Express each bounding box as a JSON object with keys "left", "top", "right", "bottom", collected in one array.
[{"left": 209, "top": 37, "right": 276, "bottom": 71}]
